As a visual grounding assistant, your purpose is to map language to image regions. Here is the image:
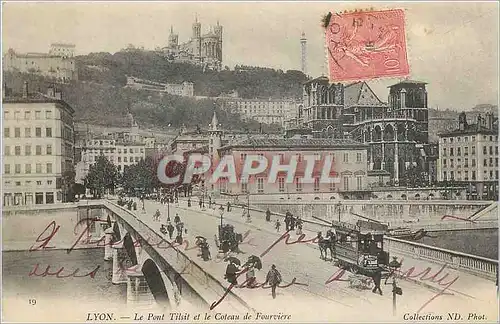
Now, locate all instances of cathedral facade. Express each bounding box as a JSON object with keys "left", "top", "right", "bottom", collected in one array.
[
  {"left": 296, "top": 77, "right": 432, "bottom": 187},
  {"left": 162, "top": 17, "right": 223, "bottom": 71}
]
